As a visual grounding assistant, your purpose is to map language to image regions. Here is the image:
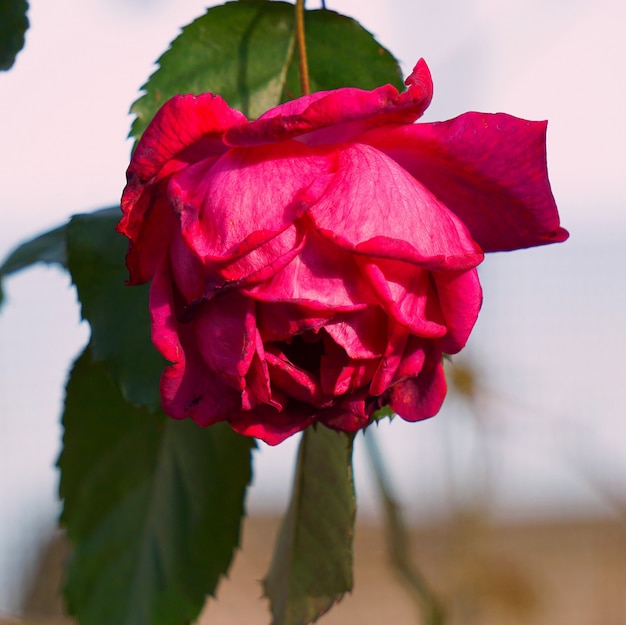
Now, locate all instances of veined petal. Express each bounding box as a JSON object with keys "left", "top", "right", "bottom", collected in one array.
[
  {"left": 182, "top": 226, "right": 307, "bottom": 308},
  {"left": 225, "top": 59, "right": 433, "bottom": 147},
  {"left": 128, "top": 93, "right": 246, "bottom": 185},
  {"left": 119, "top": 94, "right": 246, "bottom": 268},
  {"left": 217, "top": 225, "right": 305, "bottom": 286},
  {"left": 360, "top": 113, "right": 568, "bottom": 252},
  {"left": 309, "top": 143, "right": 483, "bottom": 269},
  {"left": 168, "top": 141, "right": 334, "bottom": 260},
  {"left": 245, "top": 225, "right": 376, "bottom": 310}
]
